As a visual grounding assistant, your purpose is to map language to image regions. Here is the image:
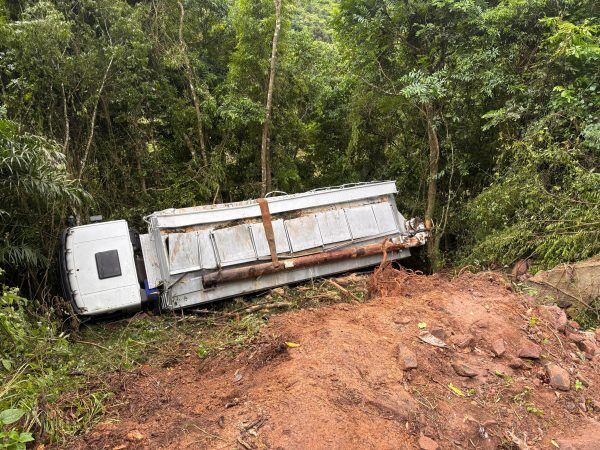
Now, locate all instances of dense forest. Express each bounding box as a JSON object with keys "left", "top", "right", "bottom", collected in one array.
[
  {"left": 0, "top": 0, "right": 599, "bottom": 446},
  {"left": 1, "top": 0, "right": 599, "bottom": 292}
]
